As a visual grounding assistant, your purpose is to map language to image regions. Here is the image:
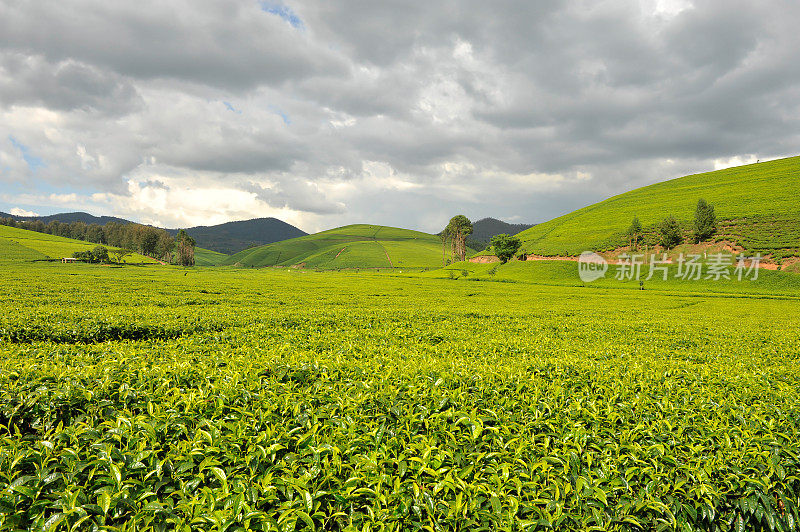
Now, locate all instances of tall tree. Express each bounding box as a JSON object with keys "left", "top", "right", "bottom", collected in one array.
[
  {"left": 175, "top": 229, "right": 196, "bottom": 266},
  {"left": 440, "top": 231, "right": 449, "bottom": 266},
  {"left": 693, "top": 198, "right": 717, "bottom": 243},
  {"left": 627, "top": 216, "right": 642, "bottom": 250},
  {"left": 445, "top": 215, "right": 473, "bottom": 263},
  {"left": 157, "top": 232, "right": 176, "bottom": 263},
  {"left": 139, "top": 226, "right": 161, "bottom": 257}
]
